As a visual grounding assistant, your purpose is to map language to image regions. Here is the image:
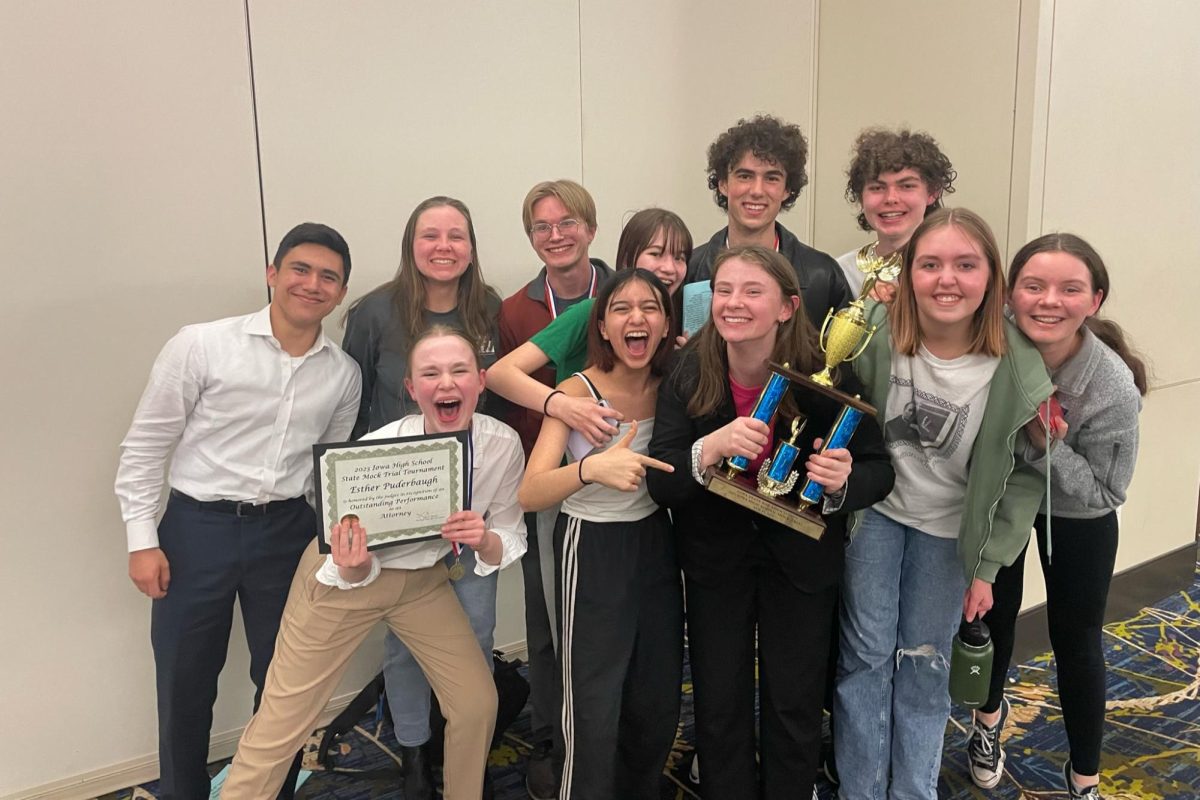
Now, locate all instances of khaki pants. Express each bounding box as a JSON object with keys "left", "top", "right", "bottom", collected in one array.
[{"left": 221, "top": 541, "right": 497, "bottom": 800}]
